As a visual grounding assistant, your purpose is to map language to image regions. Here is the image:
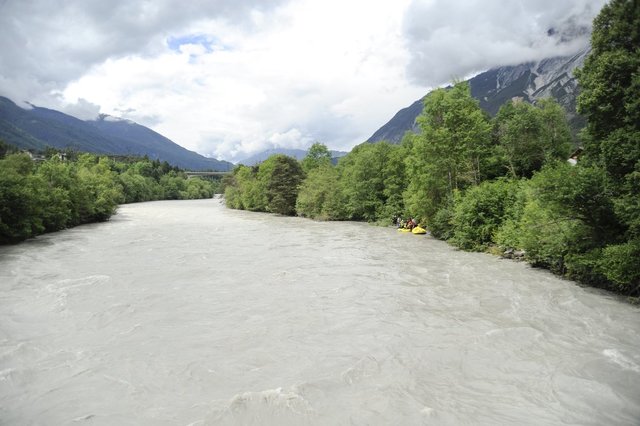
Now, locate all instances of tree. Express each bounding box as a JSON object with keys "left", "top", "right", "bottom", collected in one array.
[
  {"left": 576, "top": 0, "right": 640, "bottom": 184},
  {"left": 224, "top": 165, "right": 267, "bottom": 211},
  {"left": 493, "top": 163, "right": 597, "bottom": 274},
  {"left": 35, "top": 158, "right": 74, "bottom": 231},
  {"left": 296, "top": 165, "right": 346, "bottom": 220},
  {"left": 574, "top": 0, "right": 640, "bottom": 294},
  {"left": 0, "top": 154, "right": 45, "bottom": 242},
  {"left": 494, "top": 98, "right": 572, "bottom": 179},
  {"left": 263, "top": 155, "right": 304, "bottom": 215},
  {"left": 576, "top": 0, "right": 640, "bottom": 156},
  {"left": 404, "top": 82, "right": 492, "bottom": 223},
  {"left": 338, "top": 142, "right": 403, "bottom": 222},
  {"left": 0, "top": 140, "right": 16, "bottom": 158},
  {"left": 450, "top": 179, "right": 522, "bottom": 251},
  {"left": 301, "top": 142, "right": 332, "bottom": 173}
]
